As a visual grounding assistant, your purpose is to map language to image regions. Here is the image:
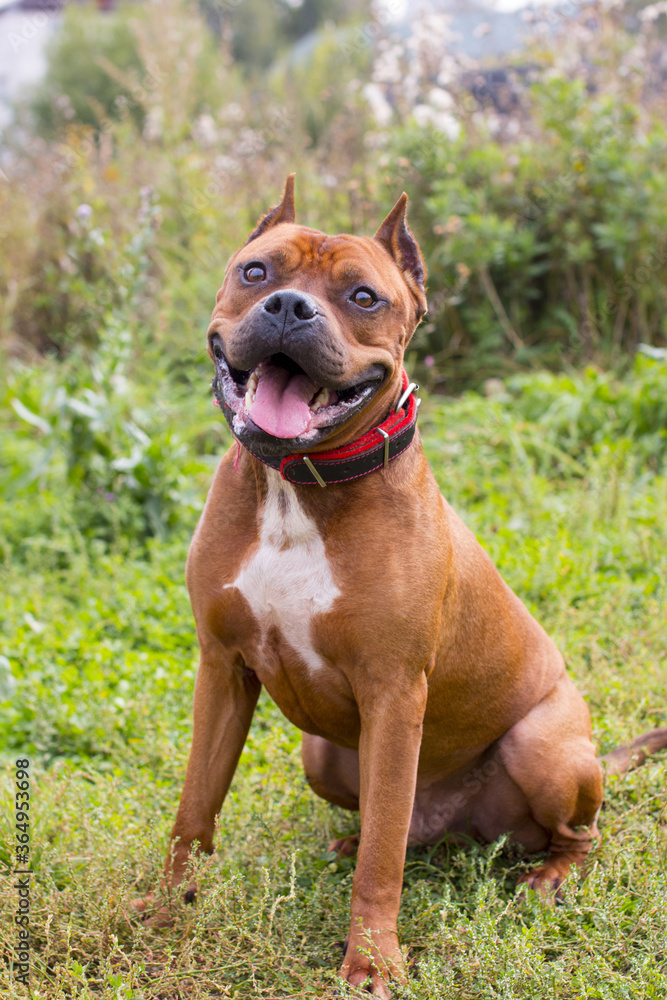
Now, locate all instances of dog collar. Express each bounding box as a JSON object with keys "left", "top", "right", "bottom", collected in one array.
[{"left": 213, "top": 369, "right": 420, "bottom": 487}]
